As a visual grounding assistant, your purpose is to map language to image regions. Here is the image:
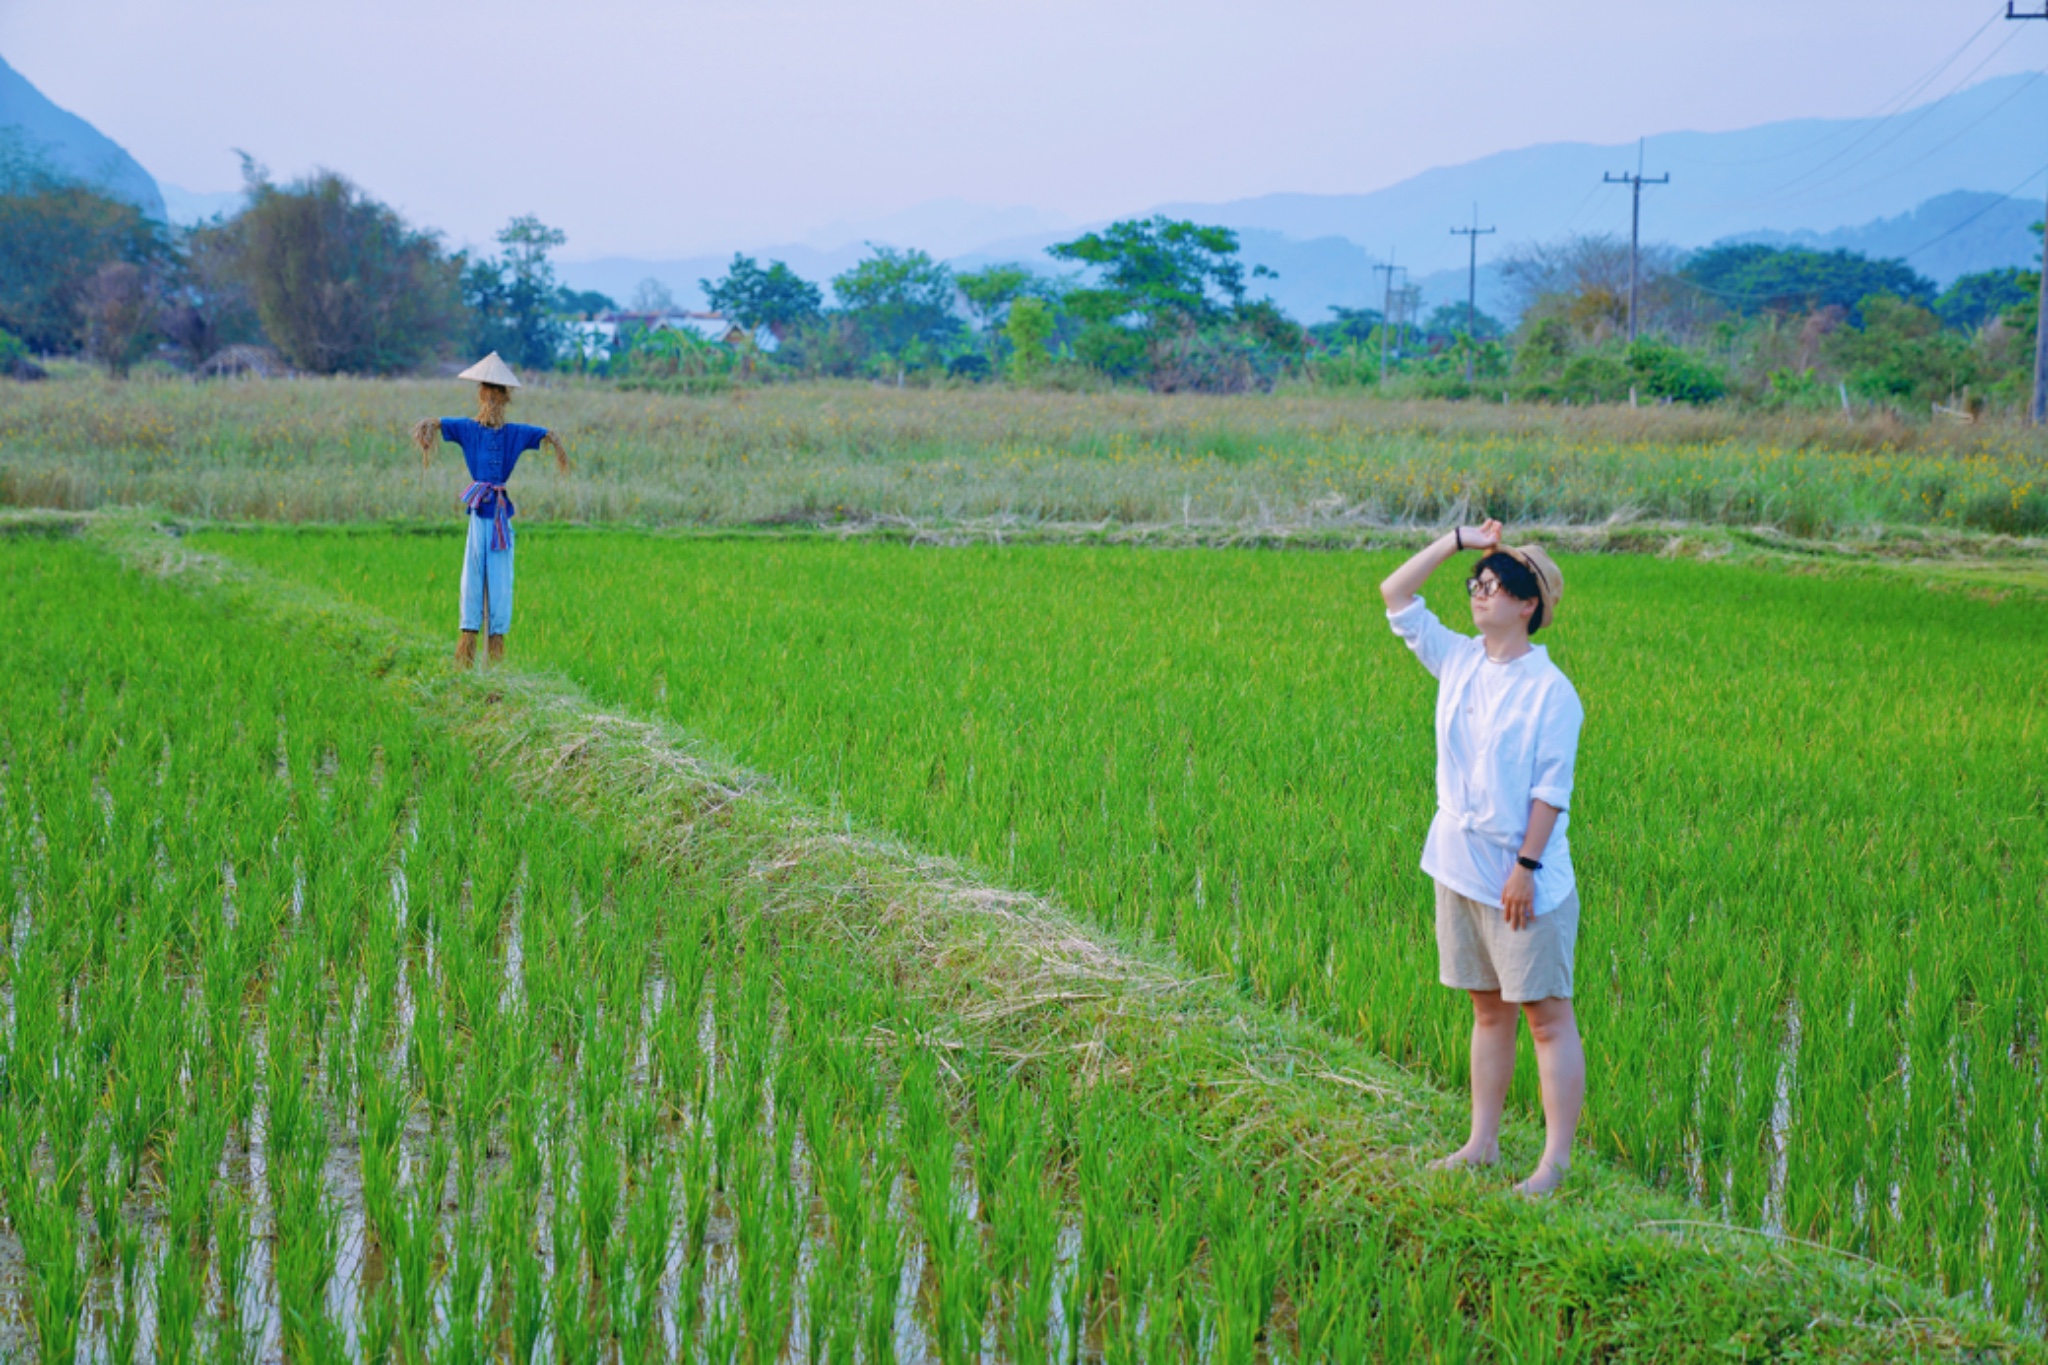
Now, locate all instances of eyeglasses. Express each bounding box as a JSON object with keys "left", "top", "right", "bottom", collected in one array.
[{"left": 1465, "top": 576, "right": 1504, "bottom": 600}]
